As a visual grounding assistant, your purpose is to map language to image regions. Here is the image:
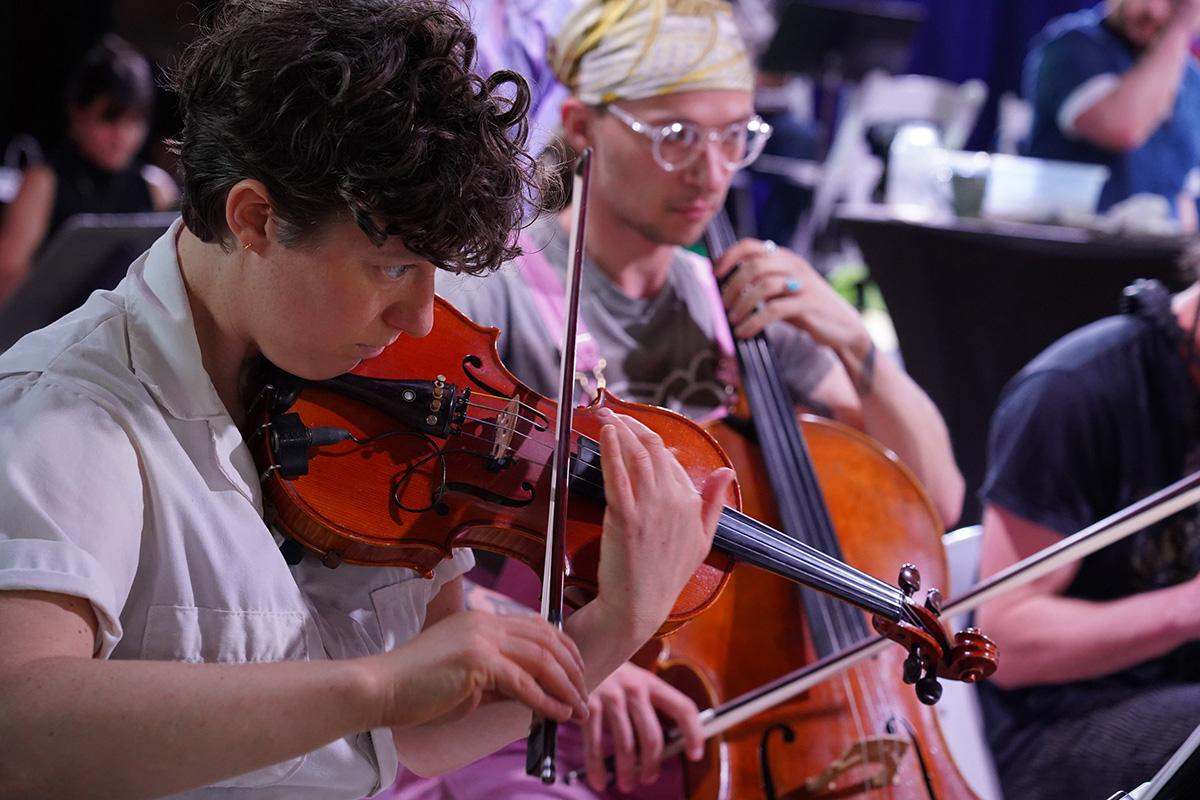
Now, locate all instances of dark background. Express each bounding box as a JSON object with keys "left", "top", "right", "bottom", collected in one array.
[{"left": 0, "top": 0, "right": 1097, "bottom": 164}]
